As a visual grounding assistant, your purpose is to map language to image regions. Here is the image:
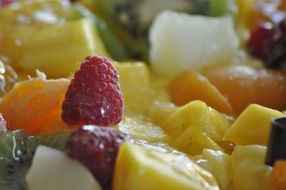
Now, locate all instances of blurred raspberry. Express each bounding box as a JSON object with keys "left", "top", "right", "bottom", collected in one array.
[
  {"left": 62, "top": 56, "right": 123, "bottom": 127},
  {"left": 65, "top": 125, "right": 130, "bottom": 189}
]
